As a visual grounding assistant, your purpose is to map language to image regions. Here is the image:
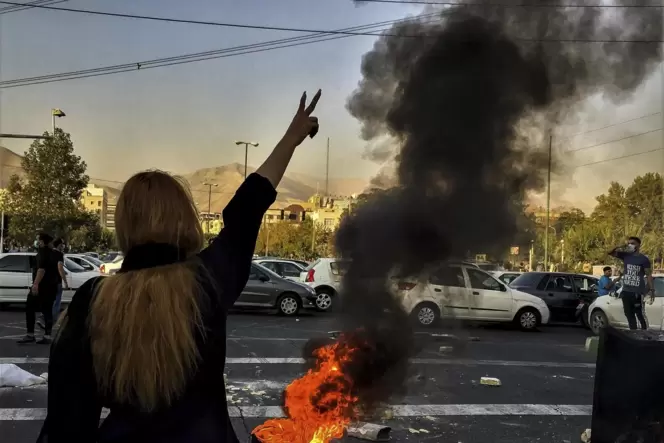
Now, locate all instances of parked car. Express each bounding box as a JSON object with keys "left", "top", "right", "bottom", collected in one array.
[
  {"left": 100, "top": 251, "right": 123, "bottom": 263},
  {"left": 83, "top": 252, "right": 100, "bottom": 259},
  {"left": 253, "top": 259, "right": 305, "bottom": 282},
  {"left": 234, "top": 263, "right": 317, "bottom": 316},
  {"left": 491, "top": 271, "right": 524, "bottom": 285},
  {"left": 509, "top": 272, "right": 598, "bottom": 326},
  {"left": 394, "top": 262, "right": 550, "bottom": 331},
  {"left": 300, "top": 258, "right": 349, "bottom": 312},
  {"left": 588, "top": 274, "right": 664, "bottom": 335},
  {"left": 0, "top": 252, "right": 101, "bottom": 307},
  {"left": 100, "top": 255, "right": 124, "bottom": 275},
  {"left": 66, "top": 254, "right": 104, "bottom": 272}
]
